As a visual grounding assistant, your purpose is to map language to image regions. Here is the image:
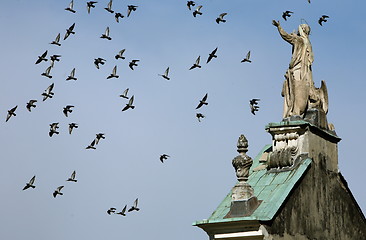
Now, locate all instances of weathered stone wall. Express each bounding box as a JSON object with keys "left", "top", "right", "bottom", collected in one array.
[{"left": 263, "top": 152, "right": 366, "bottom": 239}]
